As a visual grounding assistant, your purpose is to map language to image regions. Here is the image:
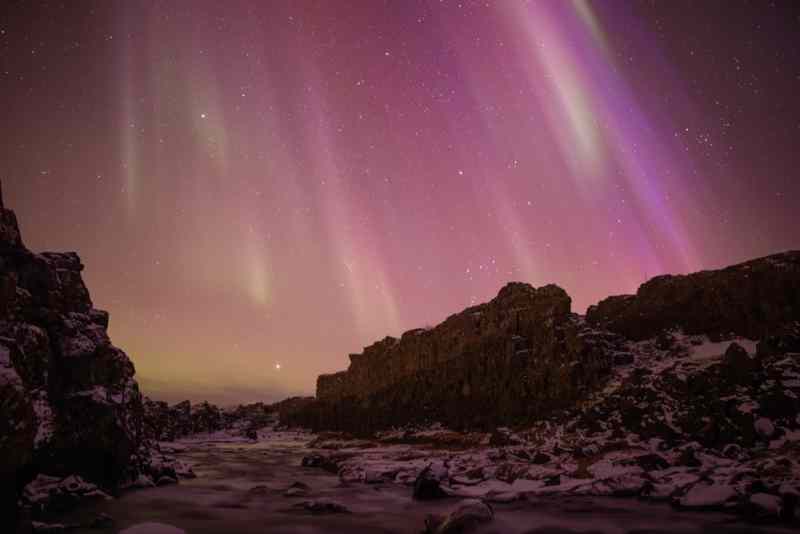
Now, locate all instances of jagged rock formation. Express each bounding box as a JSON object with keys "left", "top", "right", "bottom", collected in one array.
[
  {"left": 0, "top": 181, "right": 164, "bottom": 525},
  {"left": 586, "top": 252, "right": 800, "bottom": 341},
  {"left": 142, "top": 398, "right": 275, "bottom": 440},
  {"left": 285, "top": 284, "right": 624, "bottom": 432},
  {"left": 285, "top": 251, "right": 800, "bottom": 436},
  {"left": 565, "top": 328, "right": 800, "bottom": 450}
]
